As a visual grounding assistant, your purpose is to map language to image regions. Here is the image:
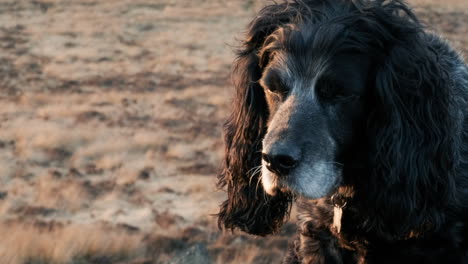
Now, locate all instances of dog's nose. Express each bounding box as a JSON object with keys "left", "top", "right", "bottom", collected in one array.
[{"left": 262, "top": 147, "right": 300, "bottom": 175}]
